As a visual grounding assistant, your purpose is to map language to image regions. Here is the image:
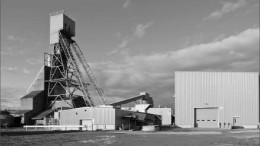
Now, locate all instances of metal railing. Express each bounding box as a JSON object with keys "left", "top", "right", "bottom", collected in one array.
[
  {"left": 24, "top": 125, "right": 84, "bottom": 131},
  {"left": 24, "top": 124, "right": 116, "bottom": 131}
]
